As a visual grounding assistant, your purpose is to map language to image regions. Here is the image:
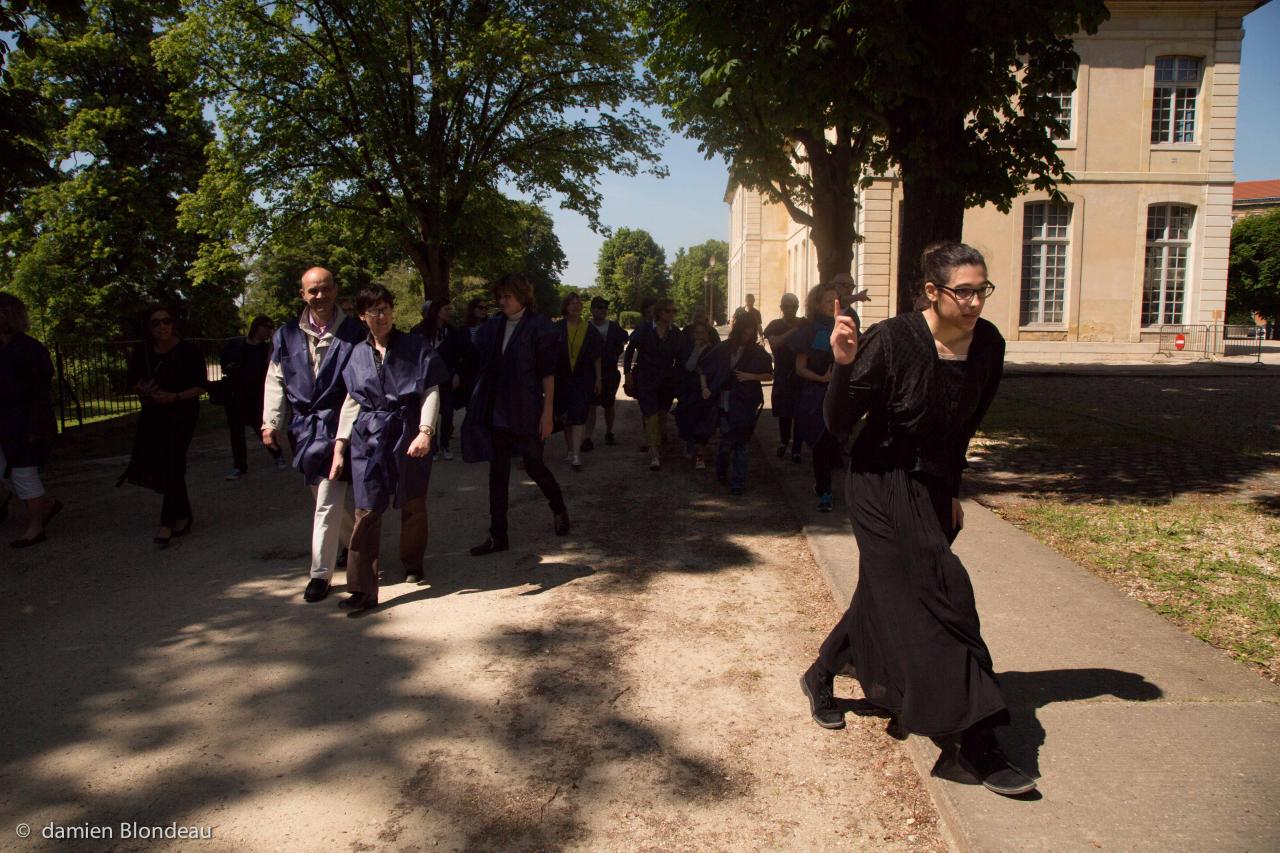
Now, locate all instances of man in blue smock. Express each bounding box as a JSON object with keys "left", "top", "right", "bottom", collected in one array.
[{"left": 262, "top": 266, "right": 365, "bottom": 603}]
